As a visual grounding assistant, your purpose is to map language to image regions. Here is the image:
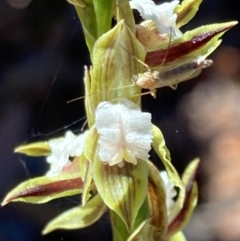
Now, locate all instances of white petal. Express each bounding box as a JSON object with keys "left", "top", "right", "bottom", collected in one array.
[
  {"left": 130, "top": 0, "right": 182, "bottom": 38},
  {"left": 46, "top": 130, "right": 88, "bottom": 177},
  {"left": 95, "top": 98, "right": 153, "bottom": 166}
]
